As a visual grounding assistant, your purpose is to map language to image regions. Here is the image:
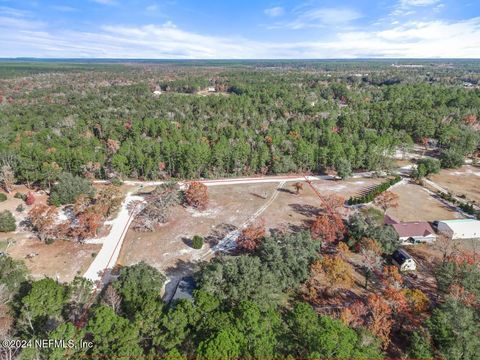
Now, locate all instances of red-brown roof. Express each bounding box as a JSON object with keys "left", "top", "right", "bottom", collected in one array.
[
  {"left": 384, "top": 214, "right": 399, "bottom": 225},
  {"left": 391, "top": 222, "right": 435, "bottom": 238}
]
